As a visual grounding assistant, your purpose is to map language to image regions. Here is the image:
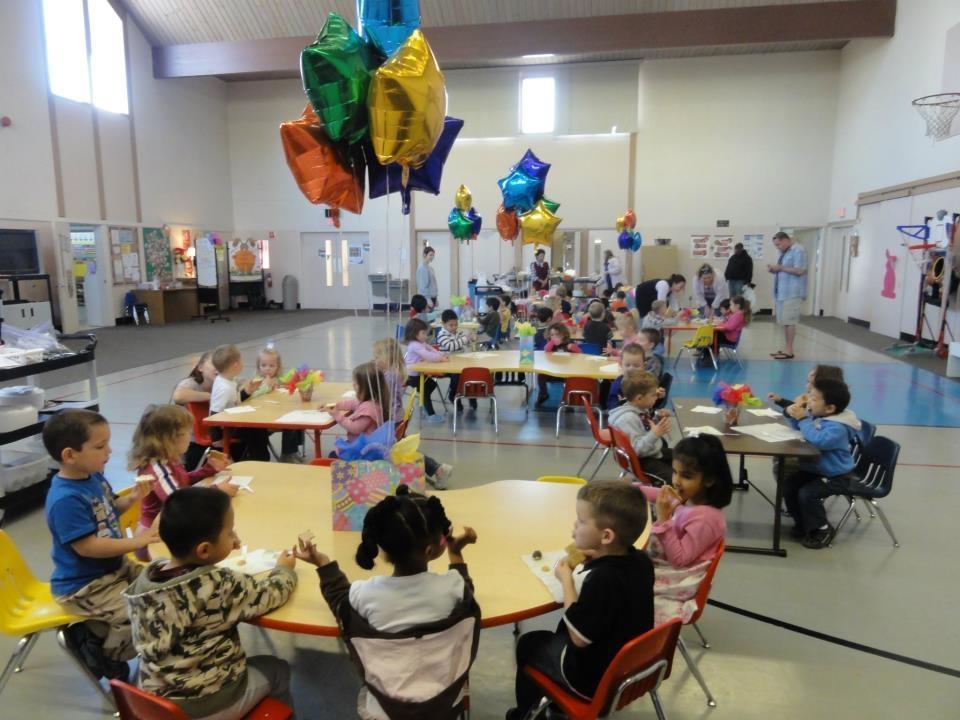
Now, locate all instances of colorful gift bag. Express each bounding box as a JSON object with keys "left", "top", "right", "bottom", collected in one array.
[
  {"left": 331, "top": 458, "right": 426, "bottom": 531},
  {"left": 519, "top": 335, "right": 535, "bottom": 366}
]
